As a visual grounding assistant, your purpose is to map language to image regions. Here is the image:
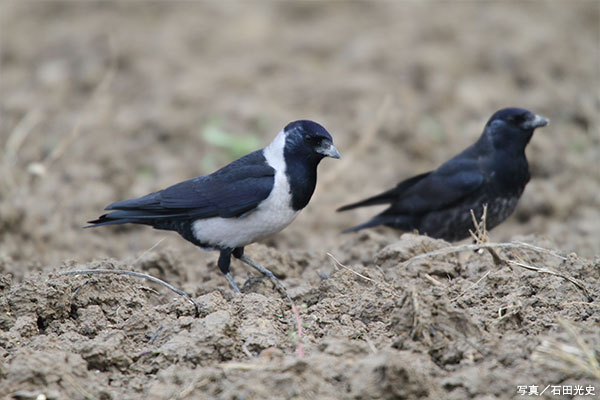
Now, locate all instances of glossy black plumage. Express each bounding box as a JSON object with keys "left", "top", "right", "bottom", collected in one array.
[
  {"left": 88, "top": 120, "right": 340, "bottom": 294},
  {"left": 88, "top": 151, "right": 275, "bottom": 225},
  {"left": 338, "top": 108, "right": 548, "bottom": 241}
]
